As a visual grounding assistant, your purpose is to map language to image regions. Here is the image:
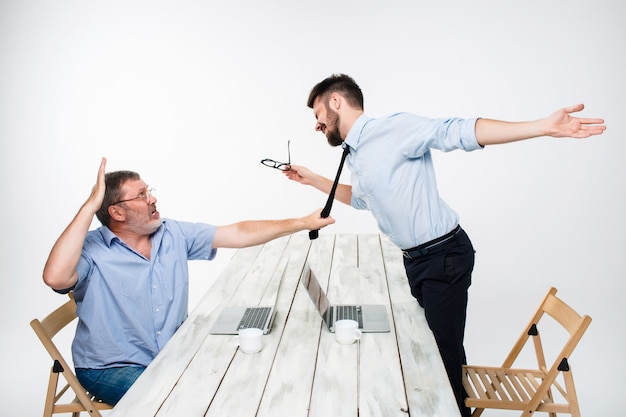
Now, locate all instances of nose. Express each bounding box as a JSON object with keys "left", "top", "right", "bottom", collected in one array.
[{"left": 315, "top": 121, "right": 322, "bottom": 132}]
